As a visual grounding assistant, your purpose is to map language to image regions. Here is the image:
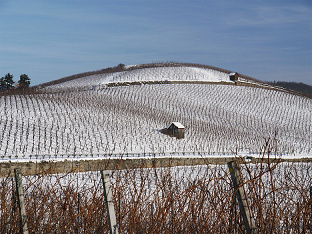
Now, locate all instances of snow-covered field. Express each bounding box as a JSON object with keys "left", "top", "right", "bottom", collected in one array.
[
  {"left": 45, "top": 66, "right": 230, "bottom": 90},
  {"left": 0, "top": 65, "right": 311, "bottom": 160}
]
